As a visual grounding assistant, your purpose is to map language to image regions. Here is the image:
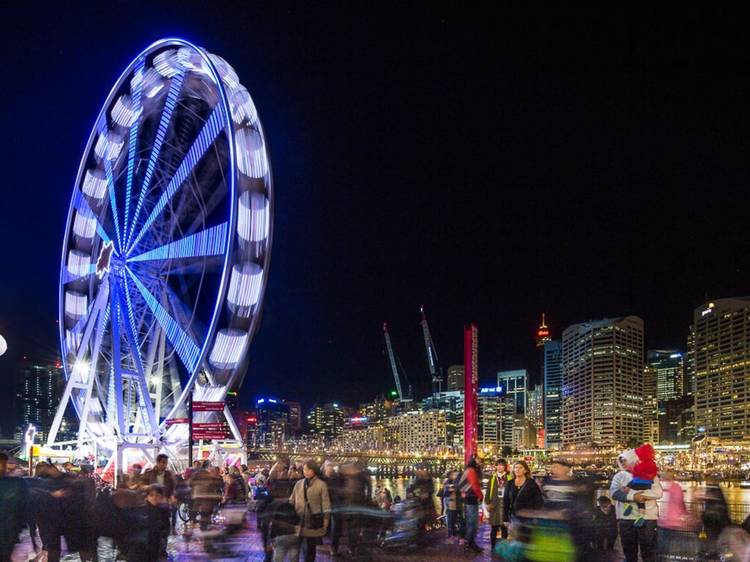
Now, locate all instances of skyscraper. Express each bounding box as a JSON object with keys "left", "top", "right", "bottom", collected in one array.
[
  {"left": 255, "top": 398, "right": 290, "bottom": 448},
  {"left": 527, "top": 385, "right": 544, "bottom": 428},
  {"left": 446, "top": 365, "right": 465, "bottom": 391},
  {"left": 647, "top": 350, "right": 684, "bottom": 401},
  {"left": 543, "top": 340, "right": 563, "bottom": 449},
  {"left": 306, "top": 403, "right": 345, "bottom": 441},
  {"left": 562, "top": 316, "right": 644, "bottom": 448},
  {"left": 685, "top": 325, "right": 696, "bottom": 397},
  {"left": 497, "top": 369, "right": 528, "bottom": 415},
  {"left": 477, "top": 387, "right": 503, "bottom": 451},
  {"left": 536, "top": 313, "right": 551, "bottom": 348},
  {"left": 692, "top": 298, "right": 750, "bottom": 441},
  {"left": 14, "top": 360, "right": 61, "bottom": 442}
]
